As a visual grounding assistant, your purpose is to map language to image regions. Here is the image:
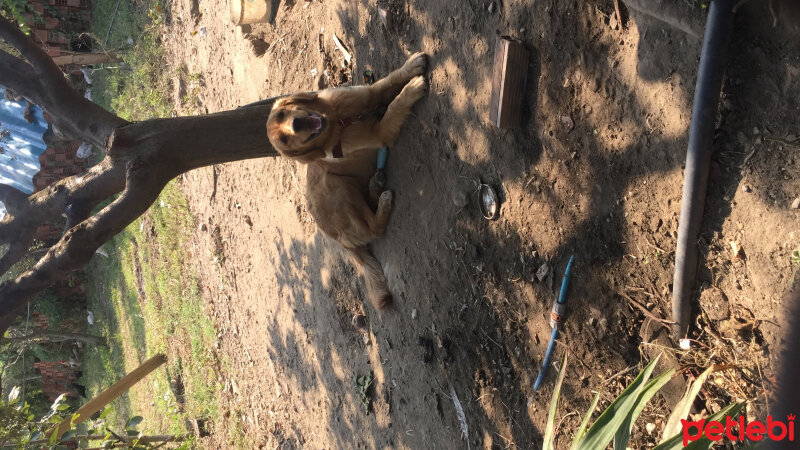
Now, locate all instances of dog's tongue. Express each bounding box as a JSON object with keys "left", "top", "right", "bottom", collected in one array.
[{"left": 308, "top": 115, "right": 321, "bottom": 132}]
